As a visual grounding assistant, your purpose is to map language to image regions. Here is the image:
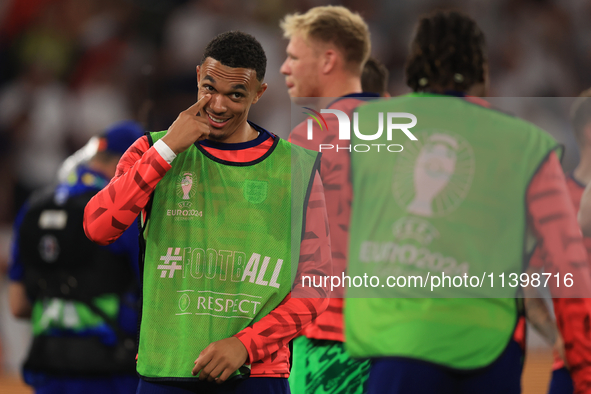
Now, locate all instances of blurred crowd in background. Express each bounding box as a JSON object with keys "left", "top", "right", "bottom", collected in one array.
[{"left": 1, "top": 0, "right": 591, "bottom": 374}]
